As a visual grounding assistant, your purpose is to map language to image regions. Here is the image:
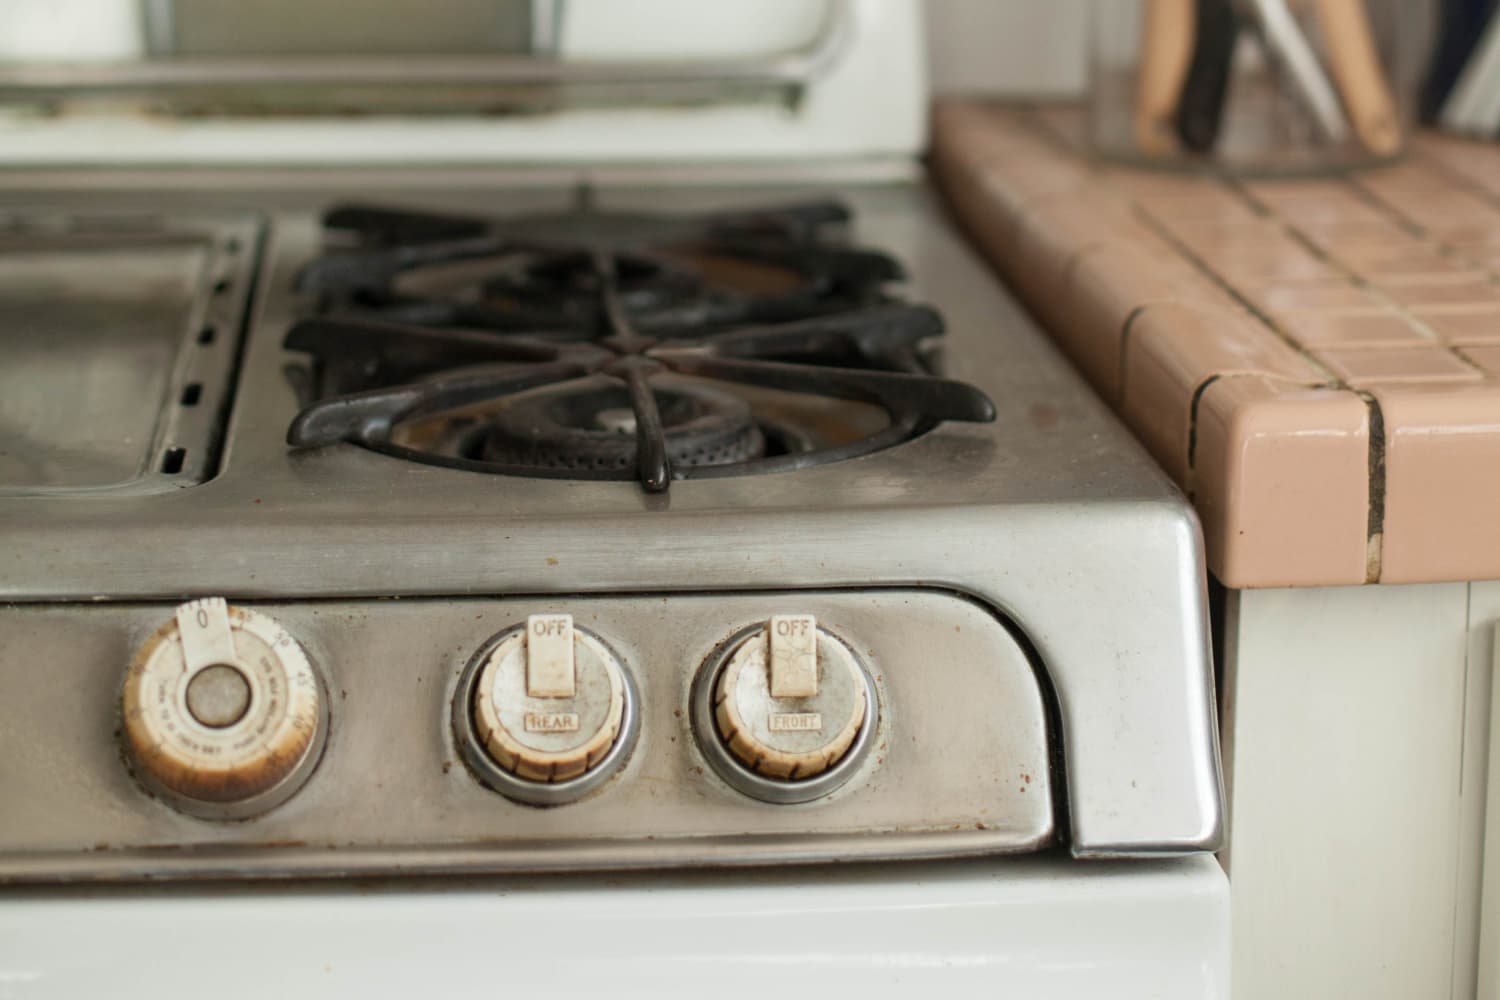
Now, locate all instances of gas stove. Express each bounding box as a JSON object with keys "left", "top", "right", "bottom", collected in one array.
[
  {"left": 0, "top": 181, "right": 1220, "bottom": 882},
  {"left": 0, "top": 2, "right": 1226, "bottom": 995}
]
